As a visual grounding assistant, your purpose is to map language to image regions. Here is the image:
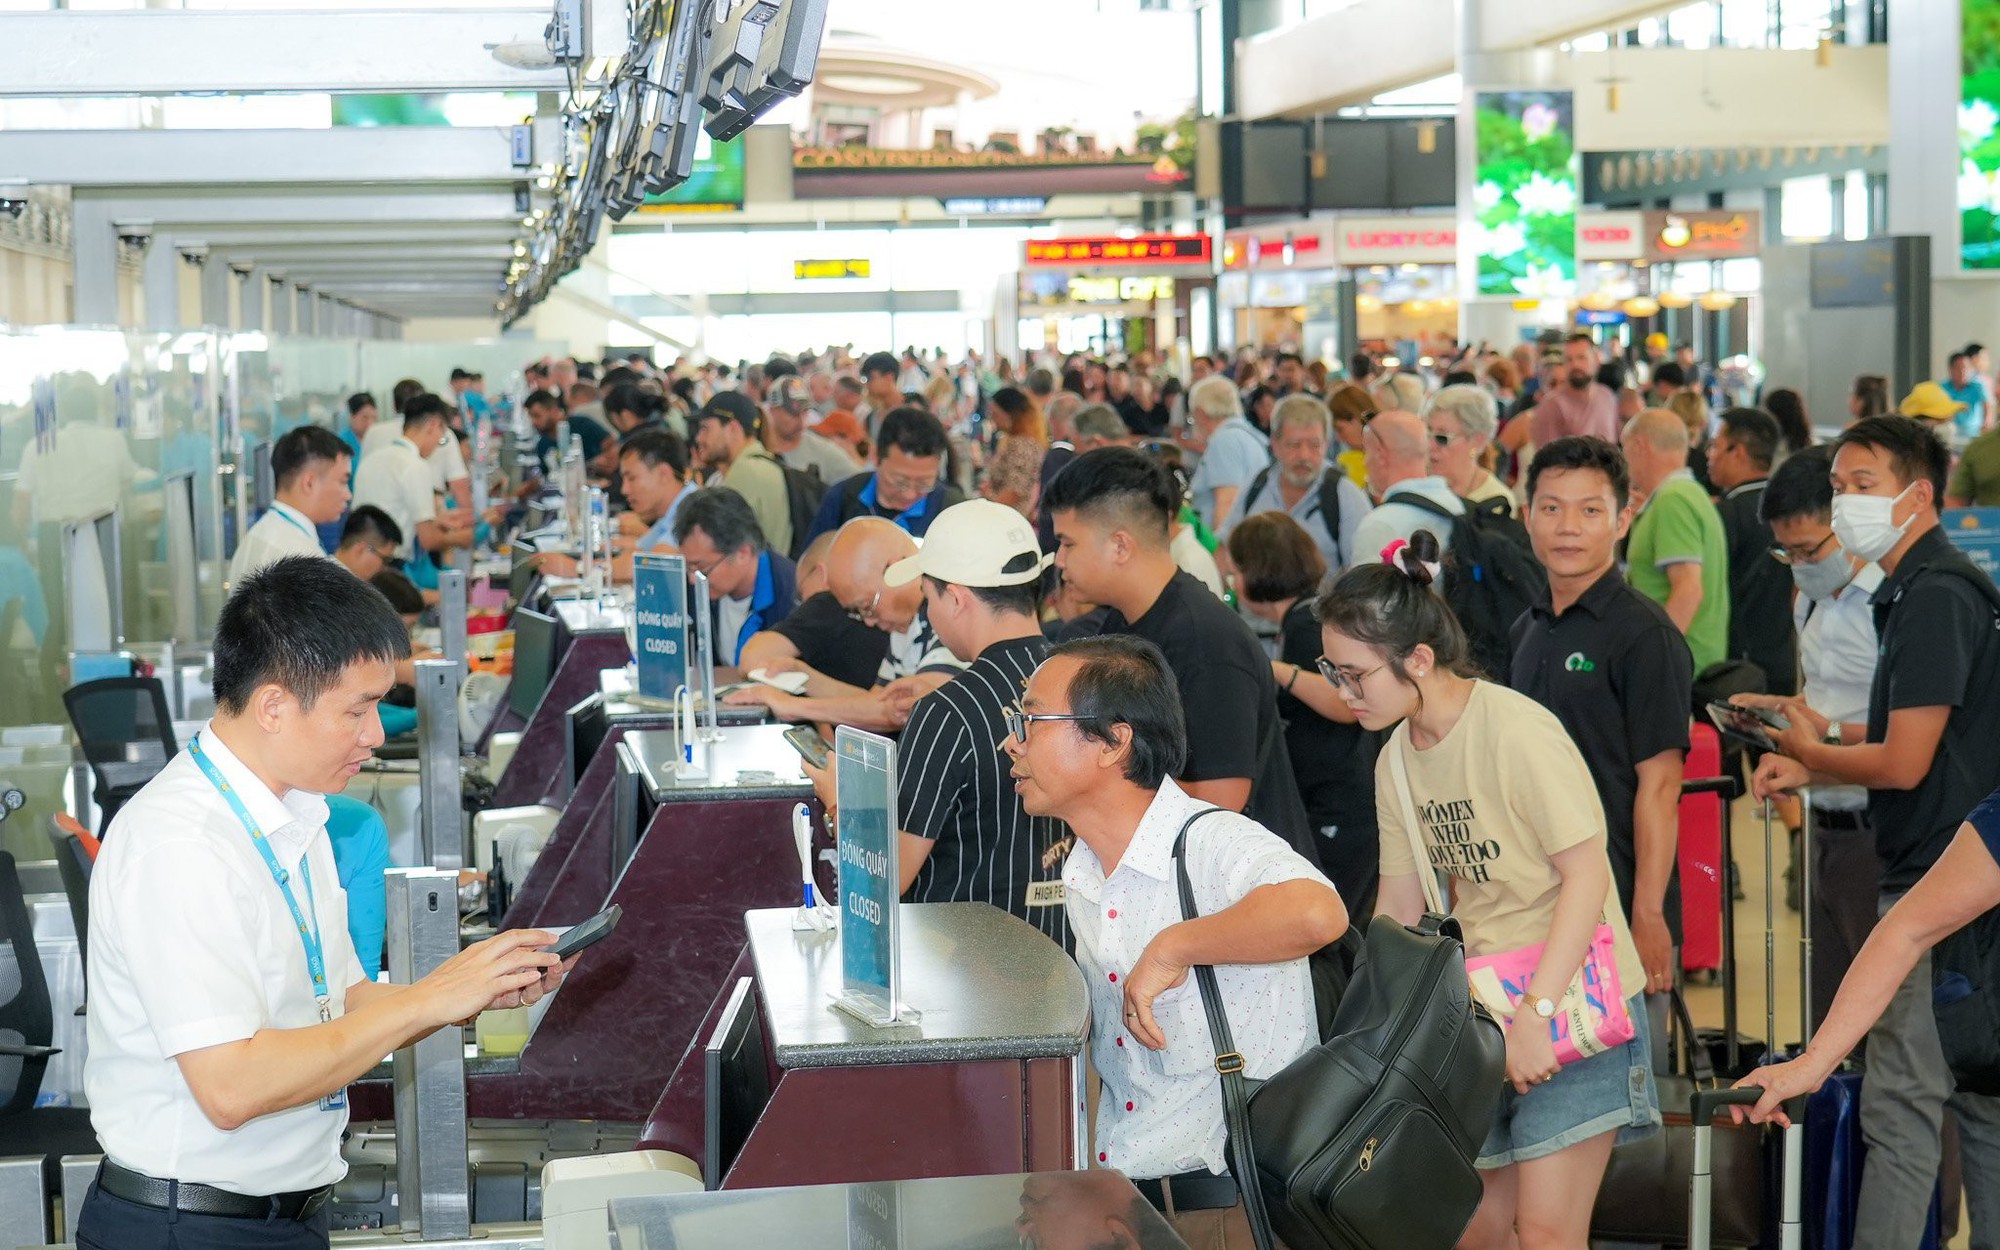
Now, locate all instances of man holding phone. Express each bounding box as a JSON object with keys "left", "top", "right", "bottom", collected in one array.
[
  {"left": 798, "top": 500, "right": 1070, "bottom": 943},
  {"left": 79, "top": 558, "right": 571, "bottom": 1250}
]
